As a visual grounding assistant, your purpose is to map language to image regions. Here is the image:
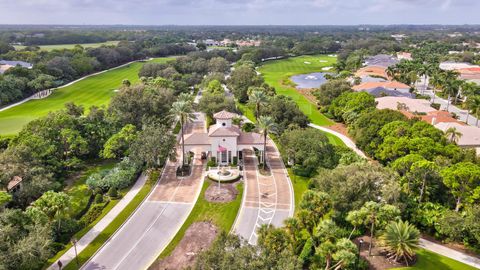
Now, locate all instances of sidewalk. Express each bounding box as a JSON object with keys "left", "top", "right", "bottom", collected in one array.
[
  {"left": 420, "top": 238, "right": 480, "bottom": 269},
  {"left": 48, "top": 173, "right": 148, "bottom": 270},
  {"left": 308, "top": 123, "right": 367, "bottom": 158}
]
